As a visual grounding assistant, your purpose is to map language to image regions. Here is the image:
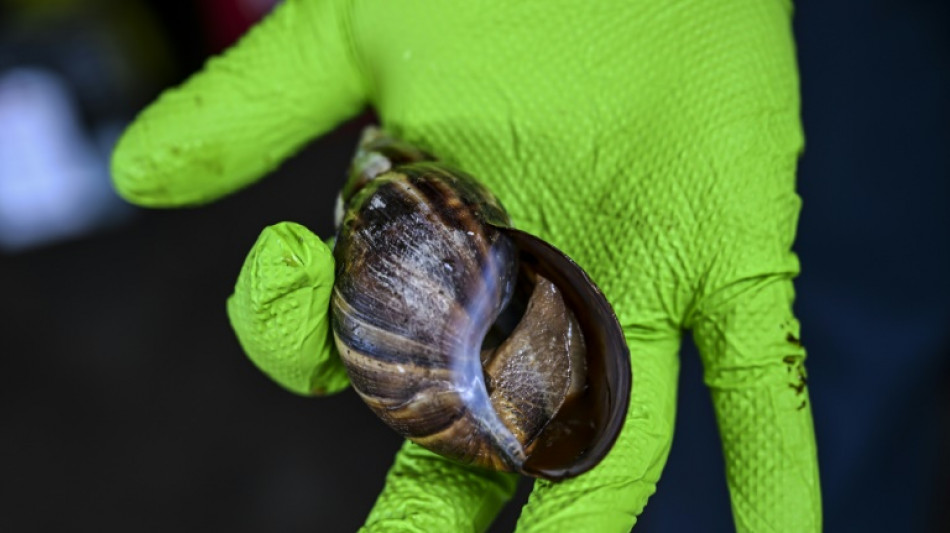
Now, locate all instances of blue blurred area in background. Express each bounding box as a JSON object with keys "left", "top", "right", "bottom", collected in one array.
[
  {"left": 0, "top": 67, "right": 128, "bottom": 250},
  {"left": 0, "top": 0, "right": 185, "bottom": 250},
  {"left": 0, "top": 0, "right": 275, "bottom": 251},
  {"left": 0, "top": 1, "right": 946, "bottom": 531}
]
